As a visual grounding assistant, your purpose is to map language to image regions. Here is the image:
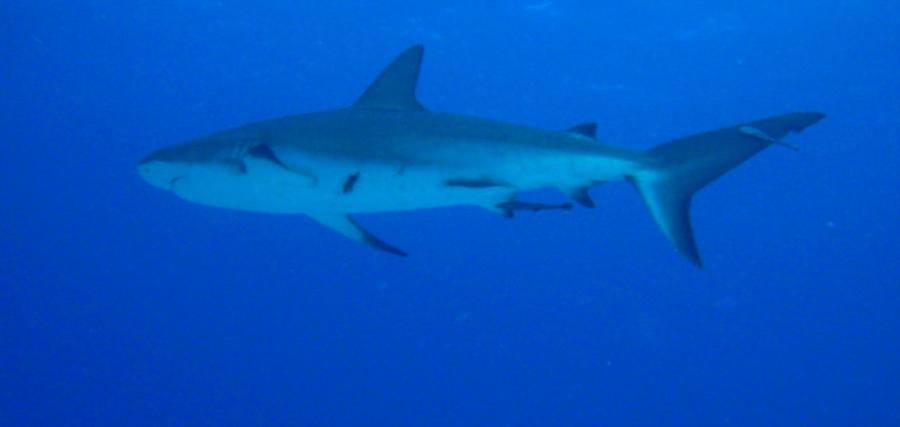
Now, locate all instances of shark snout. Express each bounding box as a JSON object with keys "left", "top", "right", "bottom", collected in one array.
[
  {"left": 137, "top": 154, "right": 155, "bottom": 174},
  {"left": 138, "top": 153, "right": 184, "bottom": 191}
]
